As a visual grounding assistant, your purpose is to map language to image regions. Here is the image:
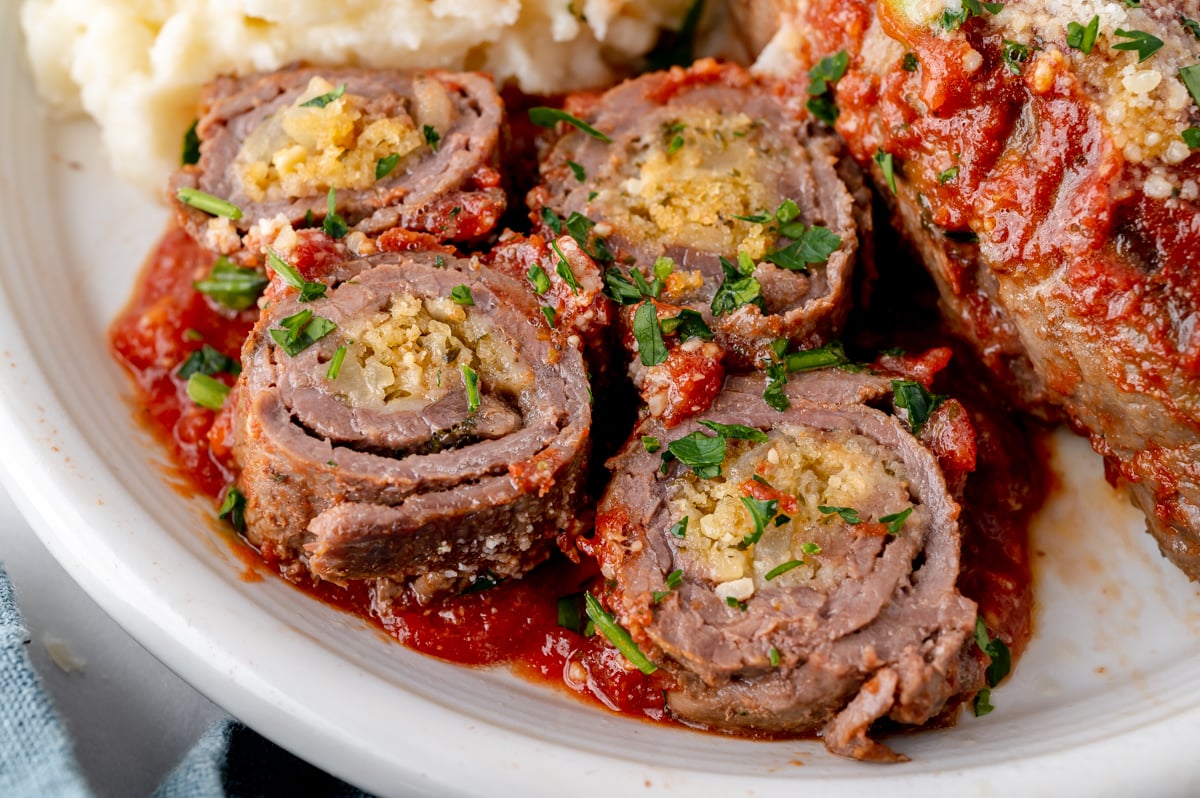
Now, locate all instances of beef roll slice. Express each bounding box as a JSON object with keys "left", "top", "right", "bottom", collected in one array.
[
  {"left": 742, "top": 0, "right": 1200, "bottom": 579},
  {"left": 233, "top": 239, "right": 601, "bottom": 601},
  {"left": 172, "top": 67, "right": 506, "bottom": 262},
  {"left": 530, "top": 59, "right": 871, "bottom": 421},
  {"left": 595, "top": 370, "right": 980, "bottom": 761}
]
